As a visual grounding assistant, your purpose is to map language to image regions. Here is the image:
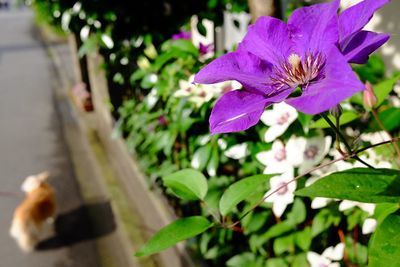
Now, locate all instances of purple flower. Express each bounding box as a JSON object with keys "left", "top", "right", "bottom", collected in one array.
[
  {"left": 194, "top": 0, "right": 389, "bottom": 134},
  {"left": 172, "top": 31, "right": 191, "bottom": 40},
  {"left": 199, "top": 43, "right": 214, "bottom": 56}
]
